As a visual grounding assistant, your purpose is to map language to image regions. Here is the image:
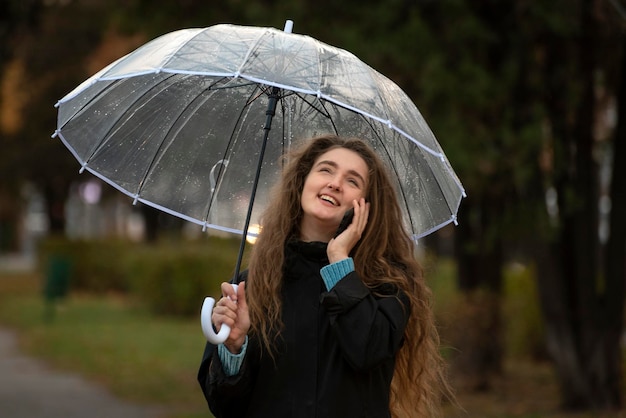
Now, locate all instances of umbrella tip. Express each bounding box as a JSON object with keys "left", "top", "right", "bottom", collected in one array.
[{"left": 284, "top": 20, "right": 294, "bottom": 33}]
